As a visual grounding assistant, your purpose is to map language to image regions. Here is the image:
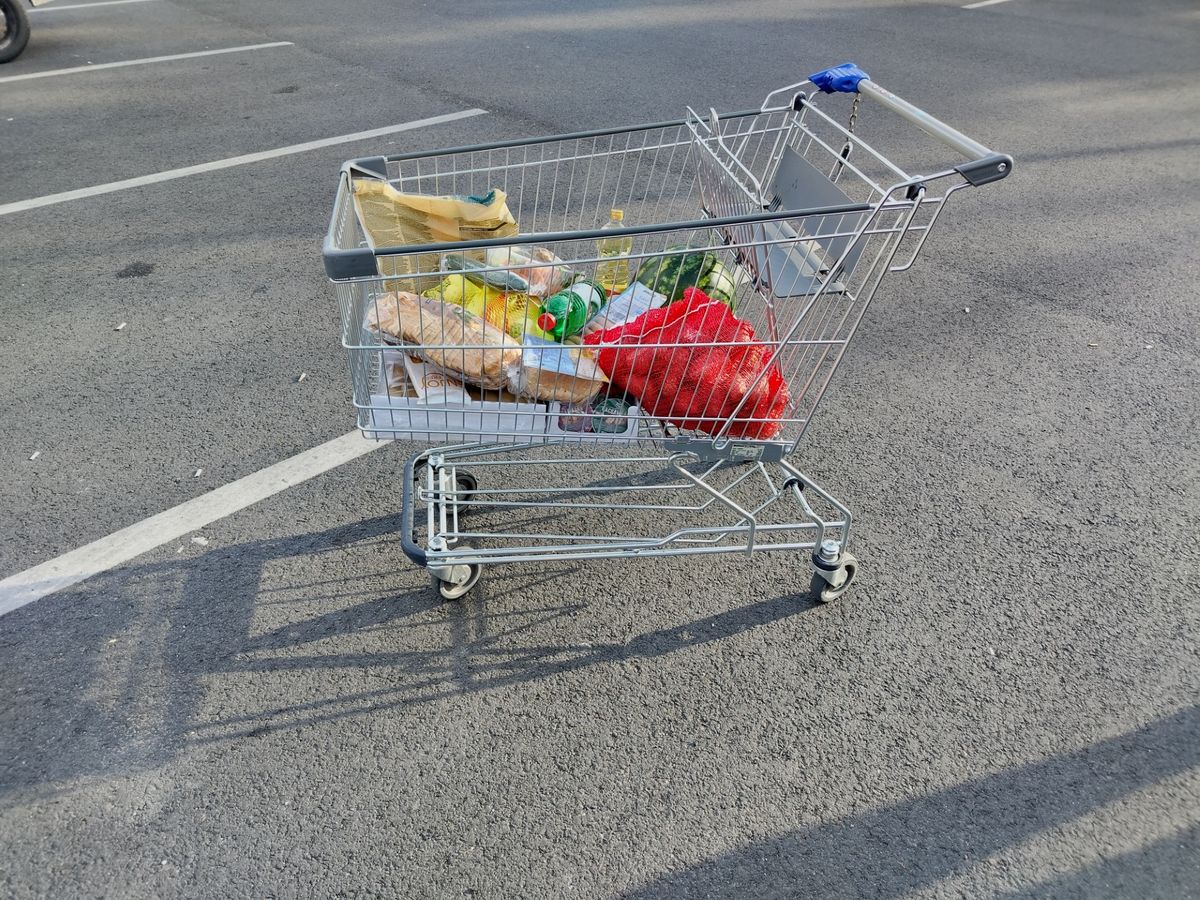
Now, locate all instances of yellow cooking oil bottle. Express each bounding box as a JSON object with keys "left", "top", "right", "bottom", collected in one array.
[{"left": 596, "top": 208, "right": 633, "bottom": 295}]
